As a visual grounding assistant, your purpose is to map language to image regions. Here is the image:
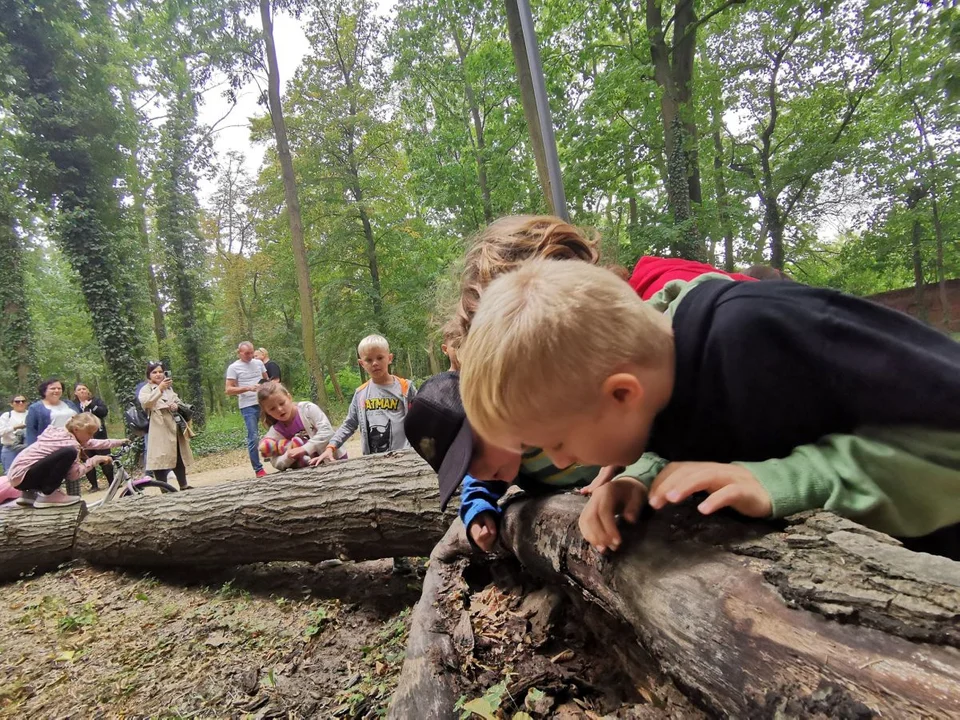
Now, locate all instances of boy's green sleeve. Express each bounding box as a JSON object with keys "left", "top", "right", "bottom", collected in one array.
[
  {"left": 736, "top": 426, "right": 960, "bottom": 538},
  {"left": 620, "top": 452, "right": 670, "bottom": 488}
]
